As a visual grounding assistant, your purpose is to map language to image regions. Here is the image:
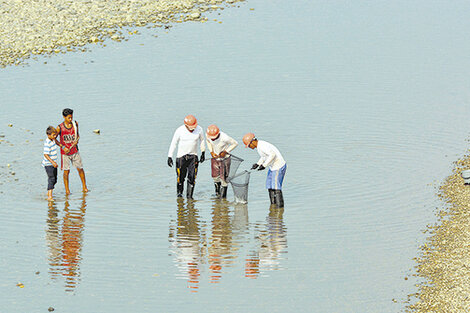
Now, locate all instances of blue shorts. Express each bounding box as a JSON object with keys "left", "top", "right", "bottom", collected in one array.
[{"left": 266, "top": 164, "right": 286, "bottom": 190}]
